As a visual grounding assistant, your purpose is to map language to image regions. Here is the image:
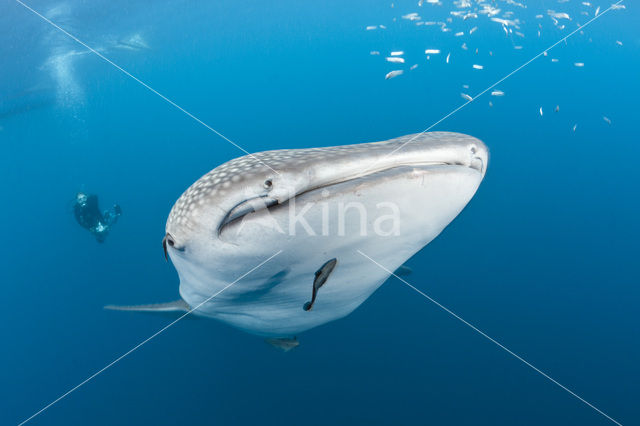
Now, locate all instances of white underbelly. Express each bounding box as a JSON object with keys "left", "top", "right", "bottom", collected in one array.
[{"left": 176, "top": 165, "right": 482, "bottom": 337}]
